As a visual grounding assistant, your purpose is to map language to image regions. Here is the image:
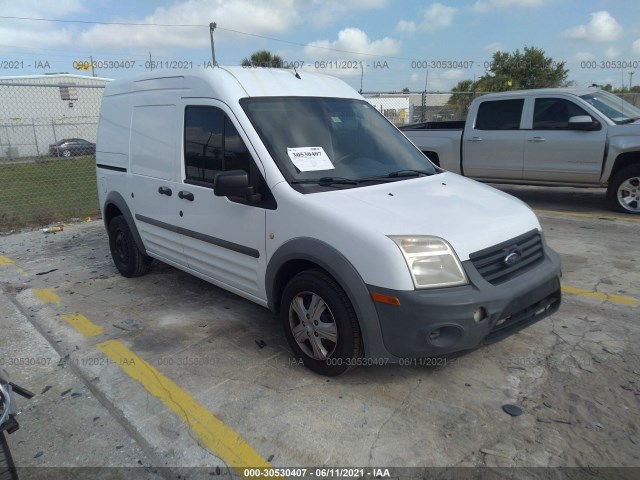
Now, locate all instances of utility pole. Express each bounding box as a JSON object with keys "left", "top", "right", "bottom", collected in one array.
[{"left": 629, "top": 71, "right": 635, "bottom": 91}]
